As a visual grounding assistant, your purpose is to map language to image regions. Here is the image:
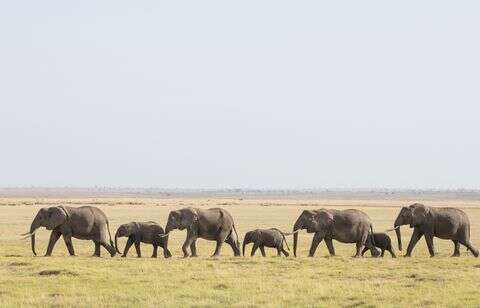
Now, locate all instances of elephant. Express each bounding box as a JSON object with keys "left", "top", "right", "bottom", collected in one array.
[
  {"left": 361, "top": 232, "right": 396, "bottom": 258},
  {"left": 292, "top": 209, "right": 380, "bottom": 257},
  {"left": 114, "top": 221, "right": 172, "bottom": 258},
  {"left": 242, "top": 228, "right": 293, "bottom": 257},
  {"left": 164, "top": 207, "right": 241, "bottom": 257},
  {"left": 393, "top": 203, "right": 479, "bottom": 257},
  {"left": 23, "top": 206, "right": 116, "bottom": 257}
]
